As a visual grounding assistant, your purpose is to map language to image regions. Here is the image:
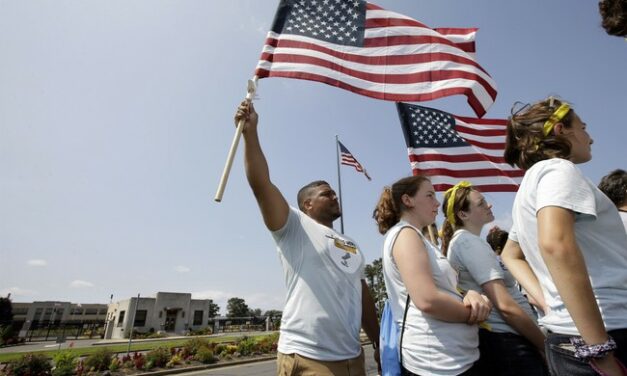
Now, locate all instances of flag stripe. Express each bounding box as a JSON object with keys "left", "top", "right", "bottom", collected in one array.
[
  {"left": 409, "top": 158, "right": 518, "bottom": 171},
  {"left": 409, "top": 152, "right": 508, "bottom": 164},
  {"left": 426, "top": 175, "right": 523, "bottom": 186},
  {"left": 256, "top": 67, "right": 489, "bottom": 111},
  {"left": 414, "top": 167, "right": 524, "bottom": 178},
  {"left": 257, "top": 1, "right": 497, "bottom": 117}
]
